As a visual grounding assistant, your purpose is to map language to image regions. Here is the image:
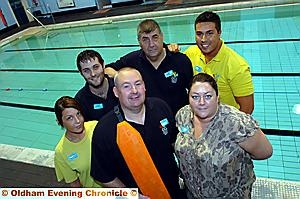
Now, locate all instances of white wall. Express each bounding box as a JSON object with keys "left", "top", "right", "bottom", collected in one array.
[{"left": 27, "top": 0, "right": 97, "bottom": 14}]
